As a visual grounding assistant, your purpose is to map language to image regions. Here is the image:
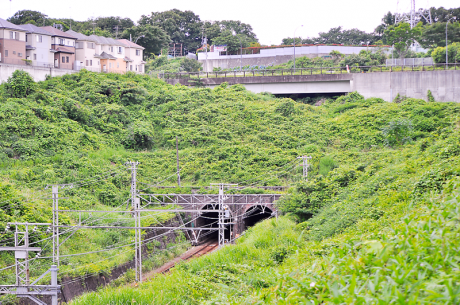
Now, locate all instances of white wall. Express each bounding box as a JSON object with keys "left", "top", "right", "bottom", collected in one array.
[{"left": 0, "top": 62, "right": 77, "bottom": 83}]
